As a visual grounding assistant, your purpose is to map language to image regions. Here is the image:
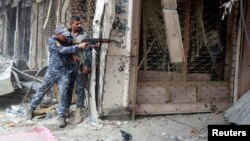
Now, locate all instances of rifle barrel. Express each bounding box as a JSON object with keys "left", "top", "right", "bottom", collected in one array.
[{"left": 82, "top": 38, "right": 122, "bottom": 44}]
